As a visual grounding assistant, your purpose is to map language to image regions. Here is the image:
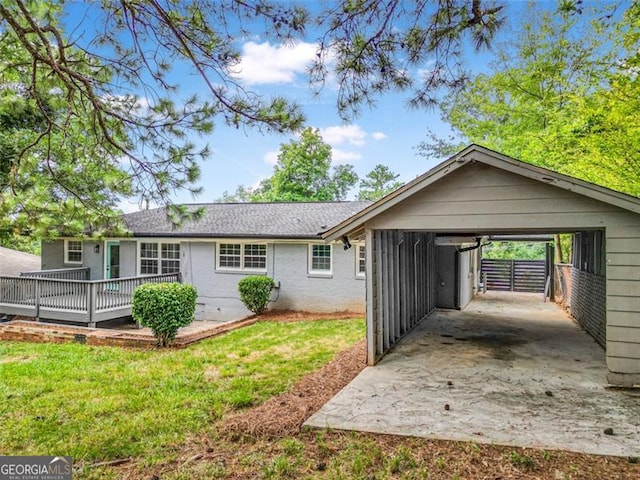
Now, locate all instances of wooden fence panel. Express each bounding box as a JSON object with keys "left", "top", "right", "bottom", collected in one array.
[{"left": 482, "top": 259, "right": 546, "bottom": 293}]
